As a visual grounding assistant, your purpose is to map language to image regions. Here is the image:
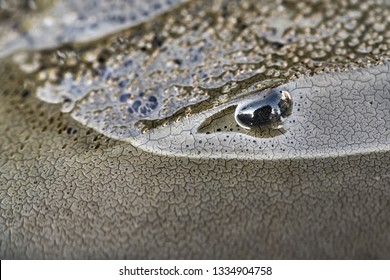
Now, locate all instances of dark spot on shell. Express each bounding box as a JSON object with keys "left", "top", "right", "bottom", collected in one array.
[
  {"left": 153, "top": 3, "right": 162, "bottom": 10},
  {"left": 146, "top": 96, "right": 158, "bottom": 109},
  {"left": 119, "top": 94, "right": 130, "bottom": 102},
  {"left": 132, "top": 100, "right": 142, "bottom": 112},
  {"left": 190, "top": 54, "right": 199, "bottom": 62},
  {"left": 140, "top": 106, "right": 147, "bottom": 115},
  {"left": 118, "top": 80, "right": 128, "bottom": 88},
  {"left": 152, "top": 34, "right": 165, "bottom": 48},
  {"left": 271, "top": 42, "right": 284, "bottom": 49},
  {"left": 173, "top": 58, "right": 182, "bottom": 65},
  {"left": 97, "top": 48, "right": 111, "bottom": 63},
  {"left": 123, "top": 59, "right": 133, "bottom": 67},
  {"left": 22, "top": 89, "right": 30, "bottom": 98},
  {"left": 66, "top": 127, "right": 77, "bottom": 135}
]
